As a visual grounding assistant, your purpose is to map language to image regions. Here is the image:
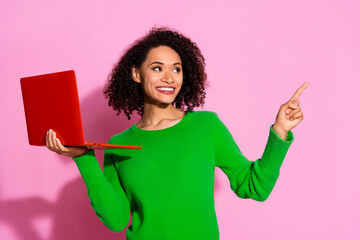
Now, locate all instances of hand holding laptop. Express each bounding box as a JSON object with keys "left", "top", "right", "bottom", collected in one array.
[
  {"left": 46, "top": 129, "right": 89, "bottom": 158},
  {"left": 20, "top": 70, "right": 142, "bottom": 150}
]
